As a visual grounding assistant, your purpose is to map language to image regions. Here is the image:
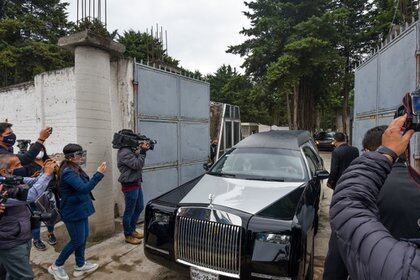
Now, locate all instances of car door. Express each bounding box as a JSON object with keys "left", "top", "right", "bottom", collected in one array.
[{"left": 300, "top": 144, "right": 324, "bottom": 278}]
